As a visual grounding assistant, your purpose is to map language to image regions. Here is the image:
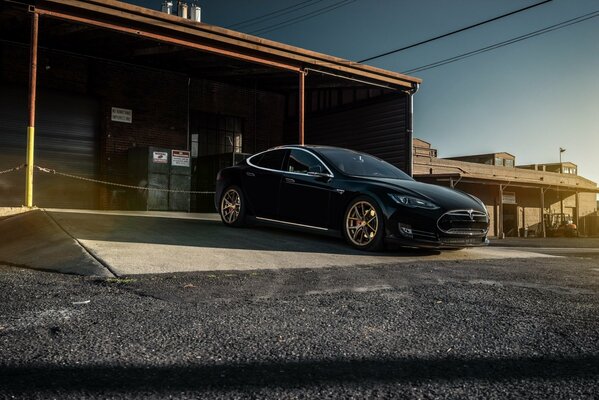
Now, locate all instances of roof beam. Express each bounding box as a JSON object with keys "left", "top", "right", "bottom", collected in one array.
[
  {"left": 34, "top": 7, "right": 302, "bottom": 73},
  {"left": 37, "top": 0, "right": 418, "bottom": 88}
]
